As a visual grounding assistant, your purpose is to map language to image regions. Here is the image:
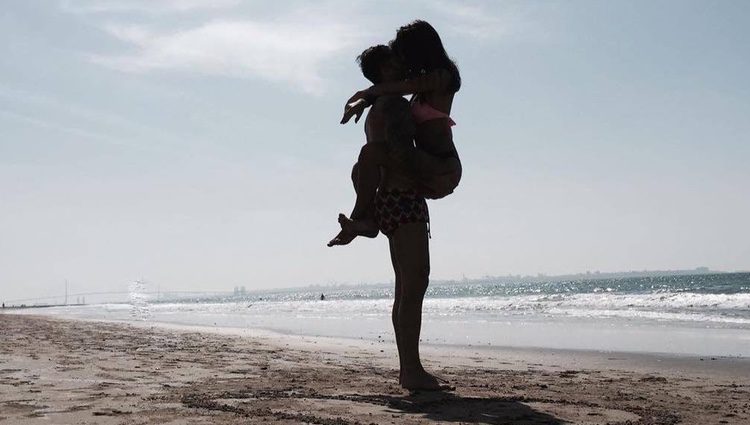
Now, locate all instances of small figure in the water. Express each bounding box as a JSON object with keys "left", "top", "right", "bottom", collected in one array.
[{"left": 320, "top": 293, "right": 326, "bottom": 301}]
